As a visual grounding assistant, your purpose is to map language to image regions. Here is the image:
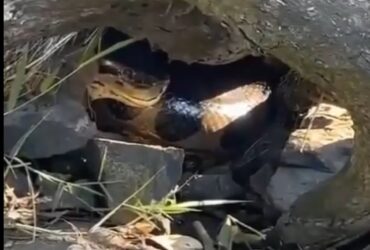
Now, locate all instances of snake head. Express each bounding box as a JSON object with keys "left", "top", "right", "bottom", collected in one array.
[{"left": 98, "top": 59, "right": 170, "bottom": 103}]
